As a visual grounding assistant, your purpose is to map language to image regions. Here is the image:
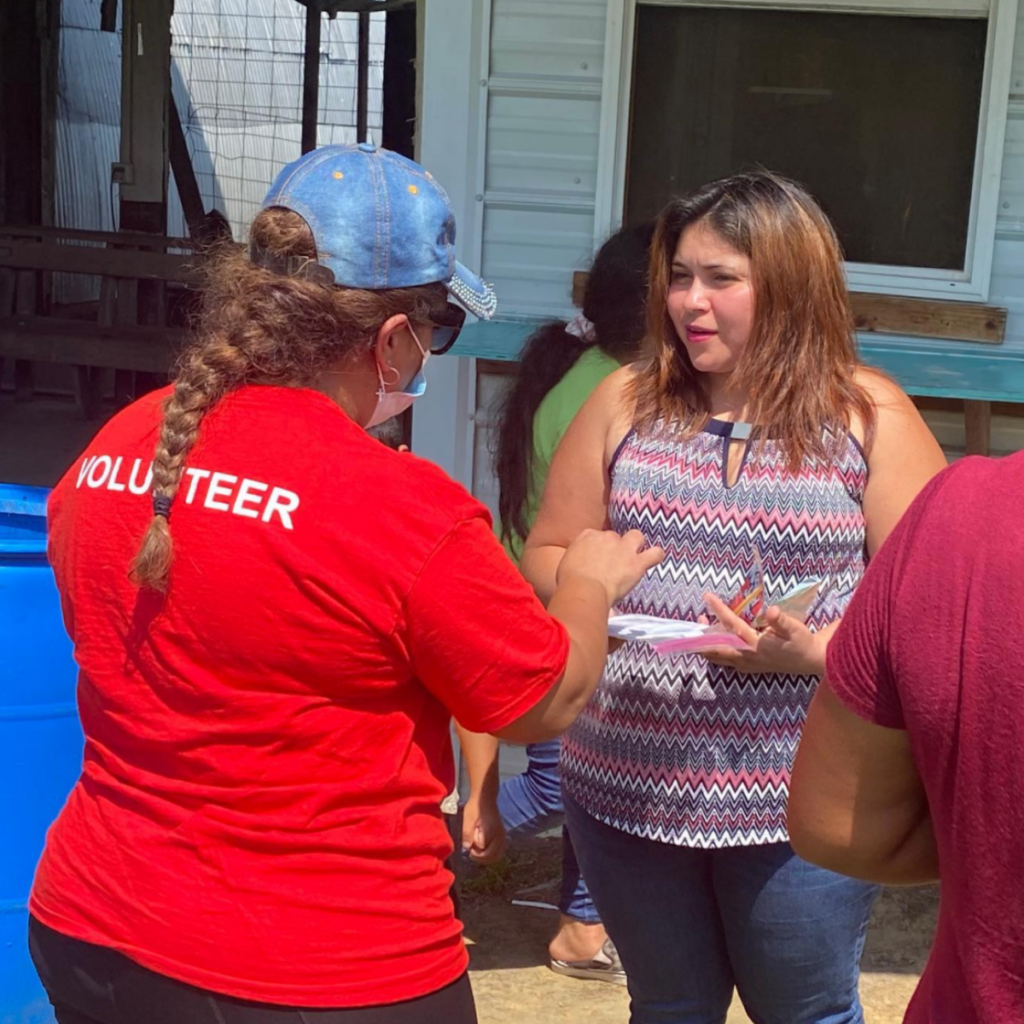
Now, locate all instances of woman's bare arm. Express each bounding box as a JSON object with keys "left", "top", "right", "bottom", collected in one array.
[{"left": 522, "top": 367, "right": 636, "bottom": 604}]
